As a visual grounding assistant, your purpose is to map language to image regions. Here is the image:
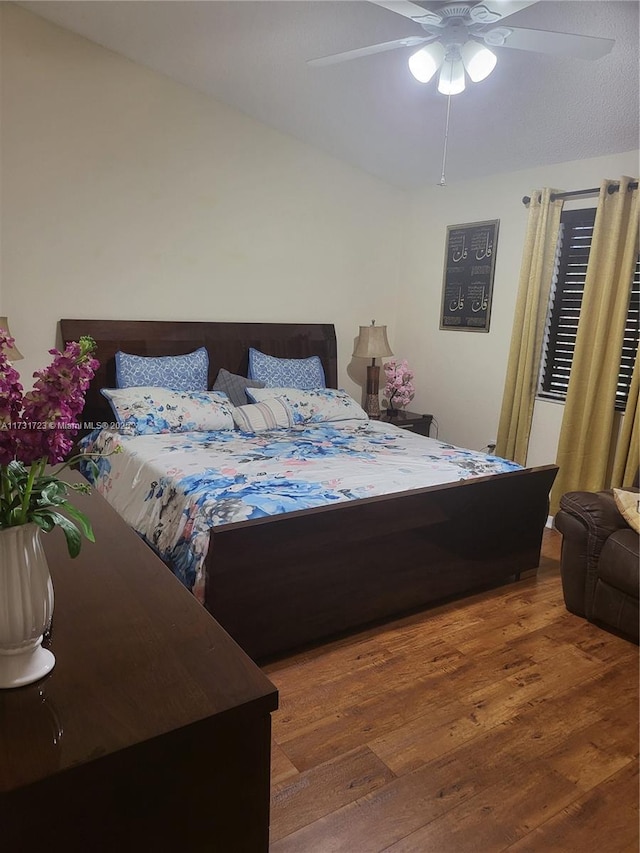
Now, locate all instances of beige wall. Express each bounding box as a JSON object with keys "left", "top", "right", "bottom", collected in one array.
[
  {"left": 2, "top": 5, "right": 637, "bottom": 467},
  {"left": 0, "top": 4, "right": 403, "bottom": 397},
  {"left": 399, "top": 149, "right": 639, "bottom": 457}
]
